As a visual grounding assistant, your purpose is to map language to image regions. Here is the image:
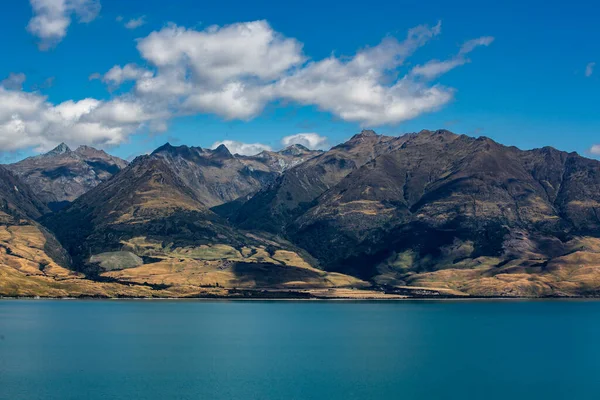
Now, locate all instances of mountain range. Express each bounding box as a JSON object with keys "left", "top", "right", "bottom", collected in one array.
[
  {"left": 2, "top": 130, "right": 600, "bottom": 298},
  {"left": 7, "top": 143, "right": 128, "bottom": 211}
]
